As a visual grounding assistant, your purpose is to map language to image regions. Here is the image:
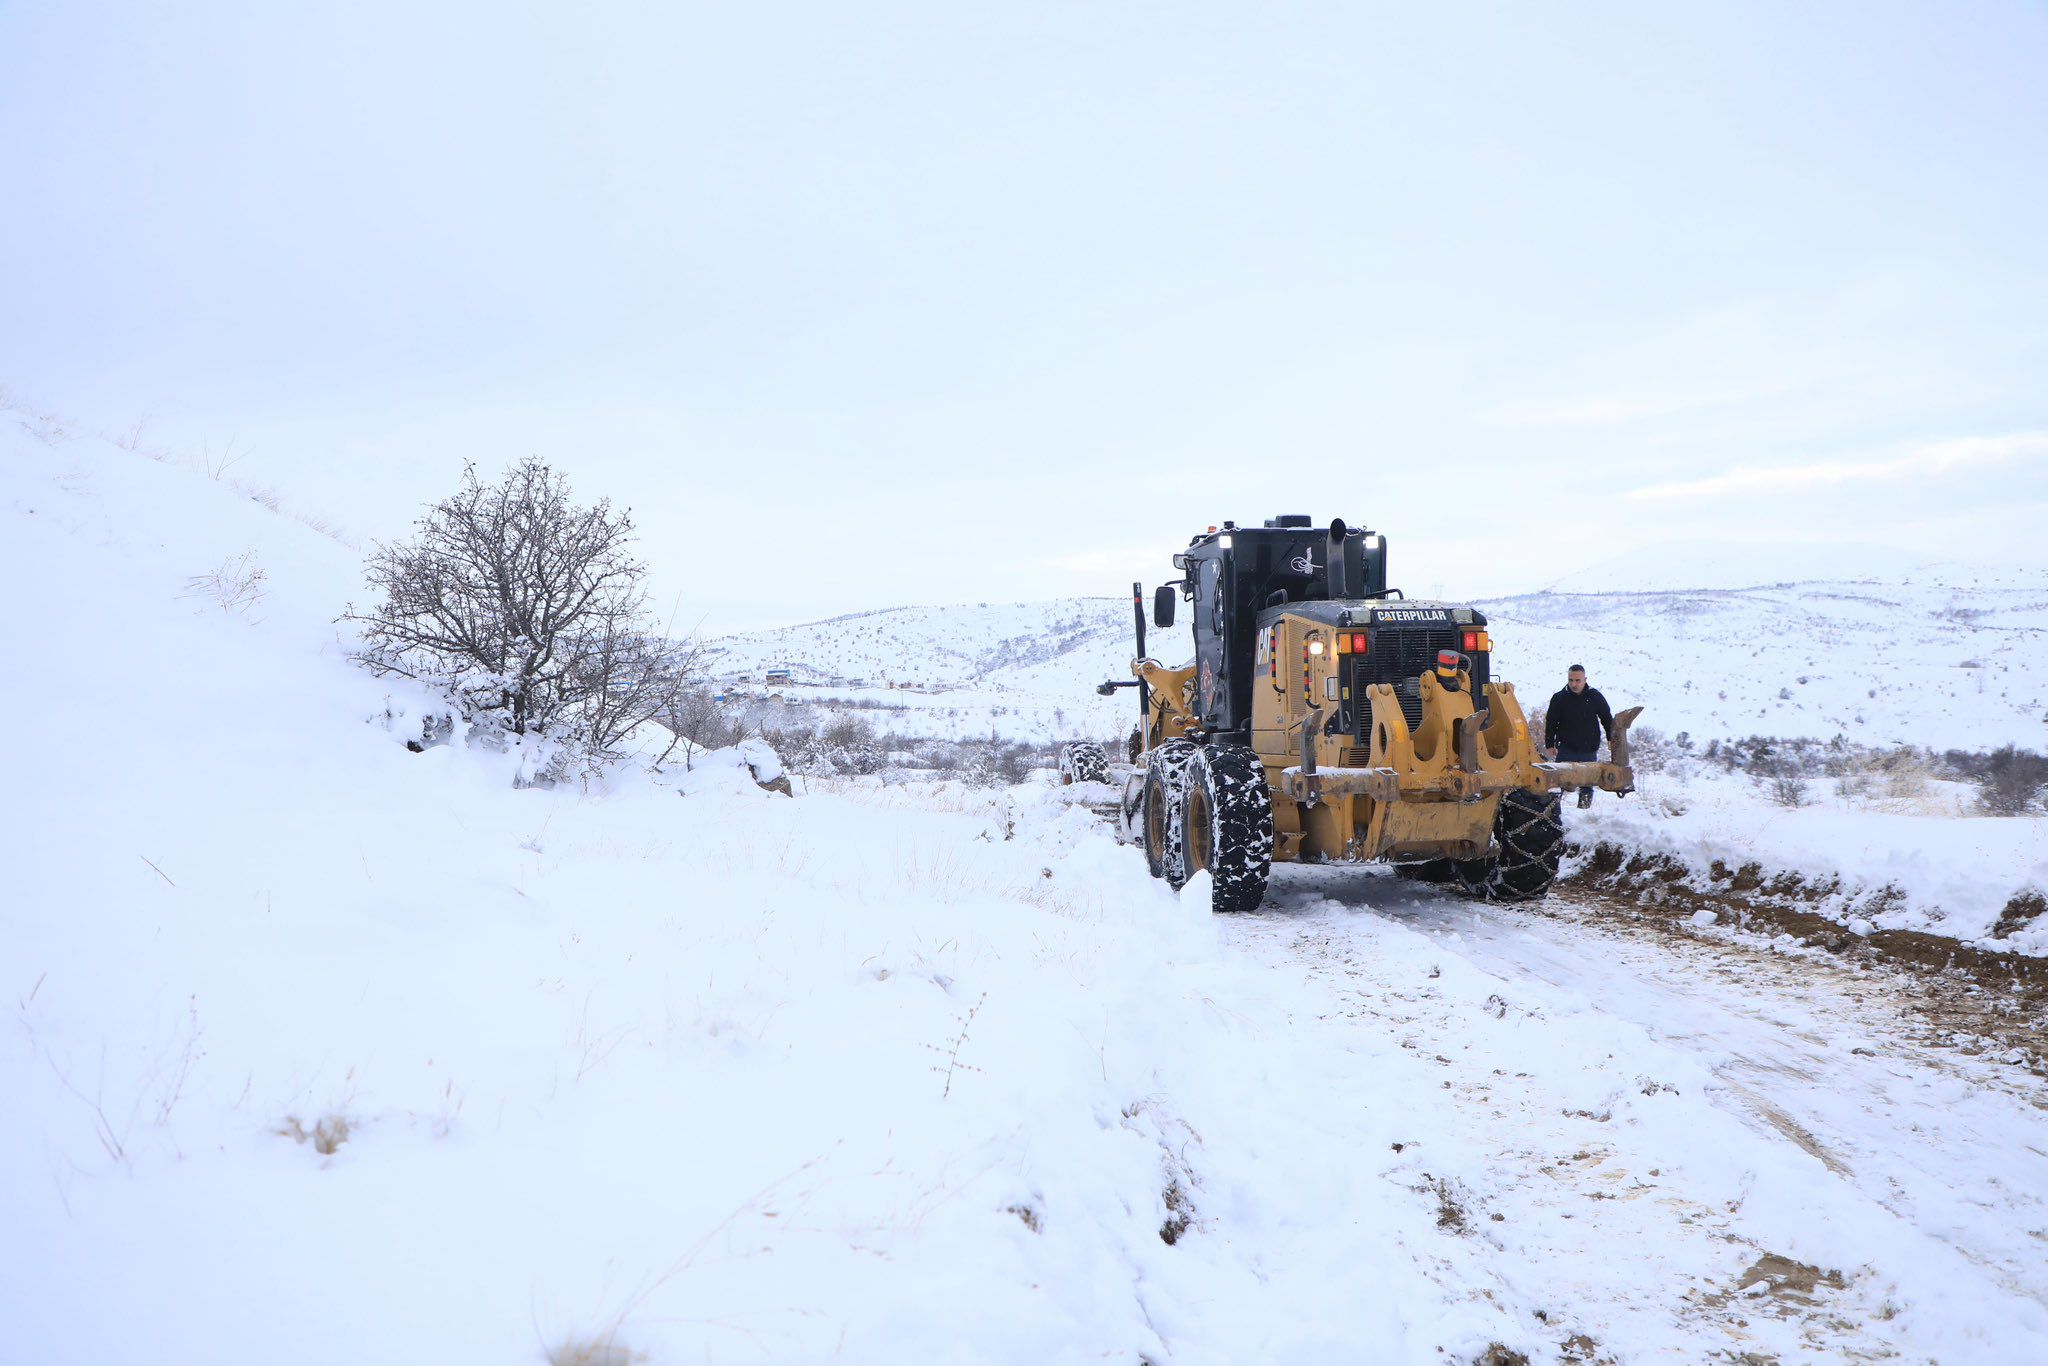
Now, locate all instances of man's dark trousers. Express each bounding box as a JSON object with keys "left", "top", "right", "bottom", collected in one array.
[{"left": 1557, "top": 746, "right": 1599, "bottom": 807}]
